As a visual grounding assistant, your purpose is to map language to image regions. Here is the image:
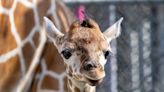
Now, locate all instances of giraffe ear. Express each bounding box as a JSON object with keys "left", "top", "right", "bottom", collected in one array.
[
  {"left": 103, "top": 17, "right": 123, "bottom": 43},
  {"left": 43, "top": 17, "right": 64, "bottom": 41}
]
